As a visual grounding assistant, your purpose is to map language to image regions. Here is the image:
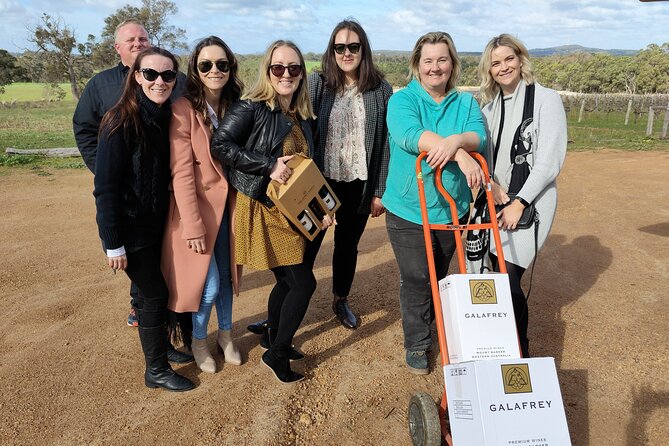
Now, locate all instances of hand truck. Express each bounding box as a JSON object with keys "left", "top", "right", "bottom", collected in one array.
[{"left": 407, "top": 151, "right": 516, "bottom": 446}]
